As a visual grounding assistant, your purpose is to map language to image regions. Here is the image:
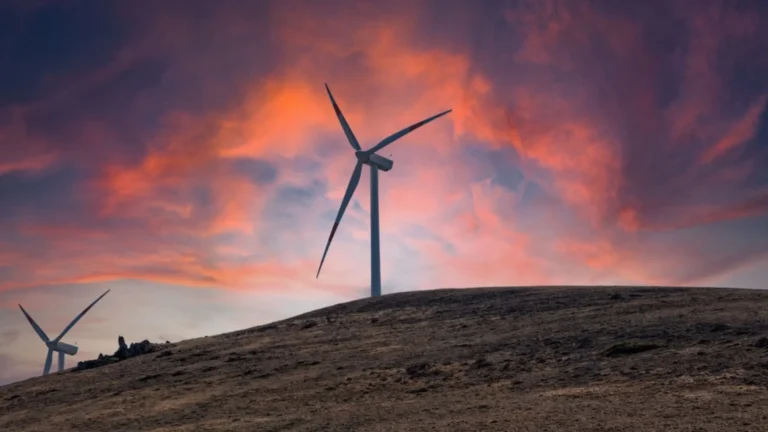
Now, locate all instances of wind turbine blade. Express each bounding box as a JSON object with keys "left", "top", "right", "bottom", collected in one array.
[
  {"left": 317, "top": 161, "right": 363, "bottom": 278},
  {"left": 18, "top": 304, "right": 50, "bottom": 343},
  {"left": 325, "top": 83, "right": 362, "bottom": 151},
  {"left": 53, "top": 289, "right": 110, "bottom": 342},
  {"left": 43, "top": 349, "right": 53, "bottom": 376},
  {"left": 58, "top": 351, "right": 65, "bottom": 372},
  {"left": 364, "top": 109, "right": 452, "bottom": 155}
]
